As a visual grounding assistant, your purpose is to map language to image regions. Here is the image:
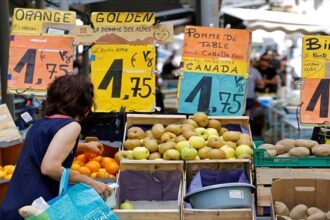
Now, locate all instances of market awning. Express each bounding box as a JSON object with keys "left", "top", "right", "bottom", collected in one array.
[{"left": 221, "top": 8, "right": 330, "bottom": 34}]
